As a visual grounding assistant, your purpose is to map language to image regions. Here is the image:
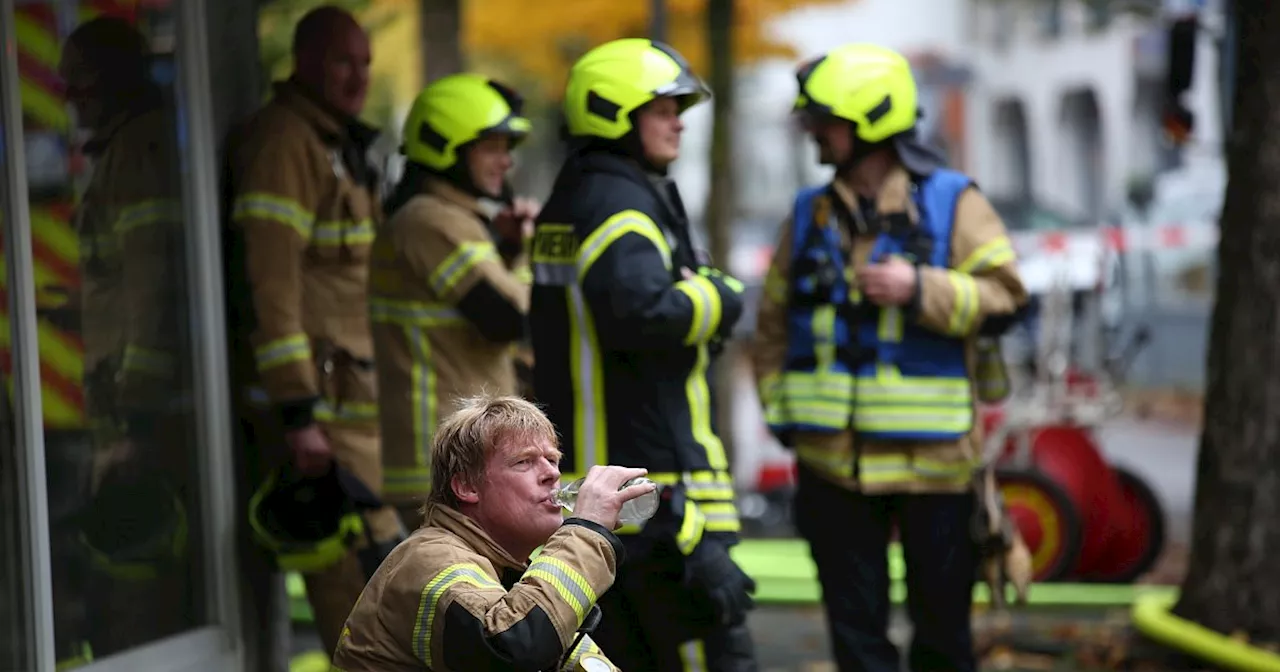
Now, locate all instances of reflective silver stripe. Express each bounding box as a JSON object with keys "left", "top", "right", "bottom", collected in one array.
[
  {"left": 534, "top": 261, "right": 576, "bottom": 287},
  {"left": 412, "top": 564, "right": 501, "bottom": 663}
]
